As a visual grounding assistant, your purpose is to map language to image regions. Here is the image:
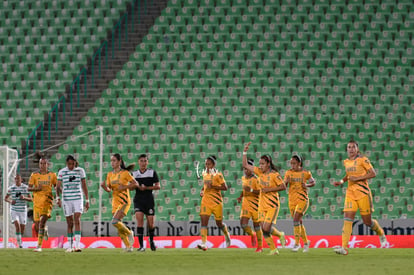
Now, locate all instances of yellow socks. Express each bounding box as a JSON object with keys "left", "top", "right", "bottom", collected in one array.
[
  {"left": 293, "top": 223, "right": 301, "bottom": 245},
  {"left": 263, "top": 231, "right": 276, "bottom": 250},
  {"left": 300, "top": 224, "right": 308, "bottom": 243},
  {"left": 342, "top": 219, "right": 353, "bottom": 248},
  {"left": 370, "top": 219, "right": 385, "bottom": 236},
  {"left": 271, "top": 227, "right": 283, "bottom": 238},
  {"left": 201, "top": 227, "right": 208, "bottom": 244},
  {"left": 254, "top": 226, "right": 263, "bottom": 247},
  {"left": 113, "top": 221, "right": 131, "bottom": 247},
  {"left": 37, "top": 228, "right": 44, "bottom": 247},
  {"left": 242, "top": 225, "right": 254, "bottom": 236}
]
